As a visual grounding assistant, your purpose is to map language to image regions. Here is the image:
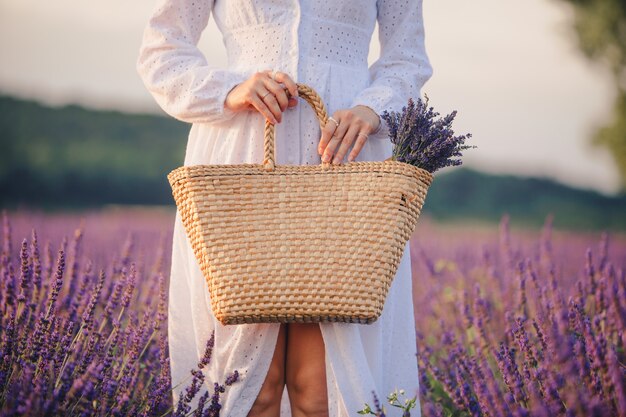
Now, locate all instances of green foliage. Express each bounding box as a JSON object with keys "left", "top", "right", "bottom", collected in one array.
[
  {"left": 1, "top": 94, "right": 625, "bottom": 231},
  {"left": 561, "top": 0, "right": 626, "bottom": 80},
  {"left": 554, "top": 0, "right": 626, "bottom": 189},
  {"left": 423, "top": 167, "right": 626, "bottom": 231},
  {"left": 0, "top": 93, "right": 188, "bottom": 209},
  {"left": 592, "top": 90, "right": 626, "bottom": 189}
]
